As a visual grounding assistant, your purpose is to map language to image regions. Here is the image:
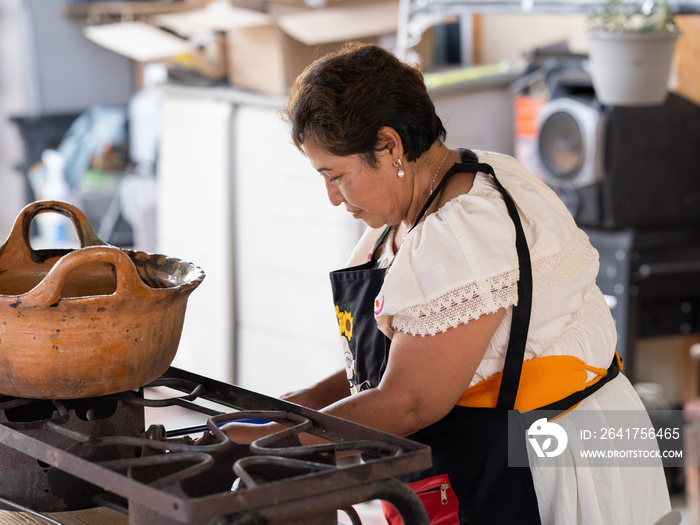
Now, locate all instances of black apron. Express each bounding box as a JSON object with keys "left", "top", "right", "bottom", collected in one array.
[{"left": 329, "top": 149, "right": 619, "bottom": 524}]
